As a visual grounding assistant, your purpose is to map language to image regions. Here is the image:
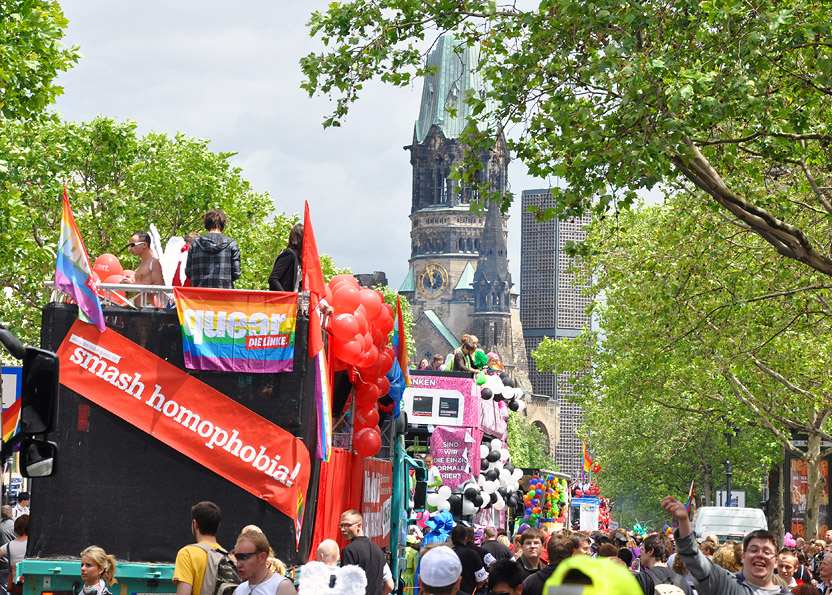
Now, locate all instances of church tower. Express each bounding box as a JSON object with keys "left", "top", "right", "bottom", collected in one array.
[{"left": 399, "top": 35, "right": 518, "bottom": 371}]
